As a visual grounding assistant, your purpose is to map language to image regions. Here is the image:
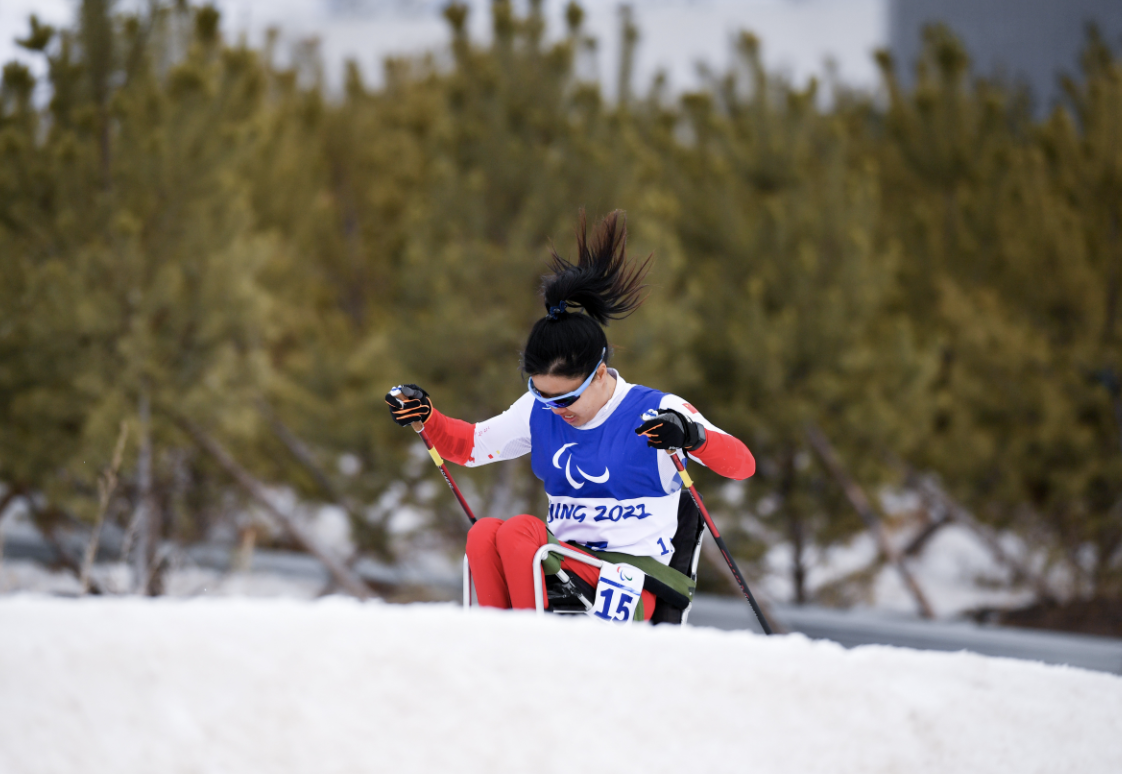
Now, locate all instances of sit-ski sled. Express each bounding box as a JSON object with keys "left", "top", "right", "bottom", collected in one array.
[{"left": 462, "top": 490, "right": 705, "bottom": 624}]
